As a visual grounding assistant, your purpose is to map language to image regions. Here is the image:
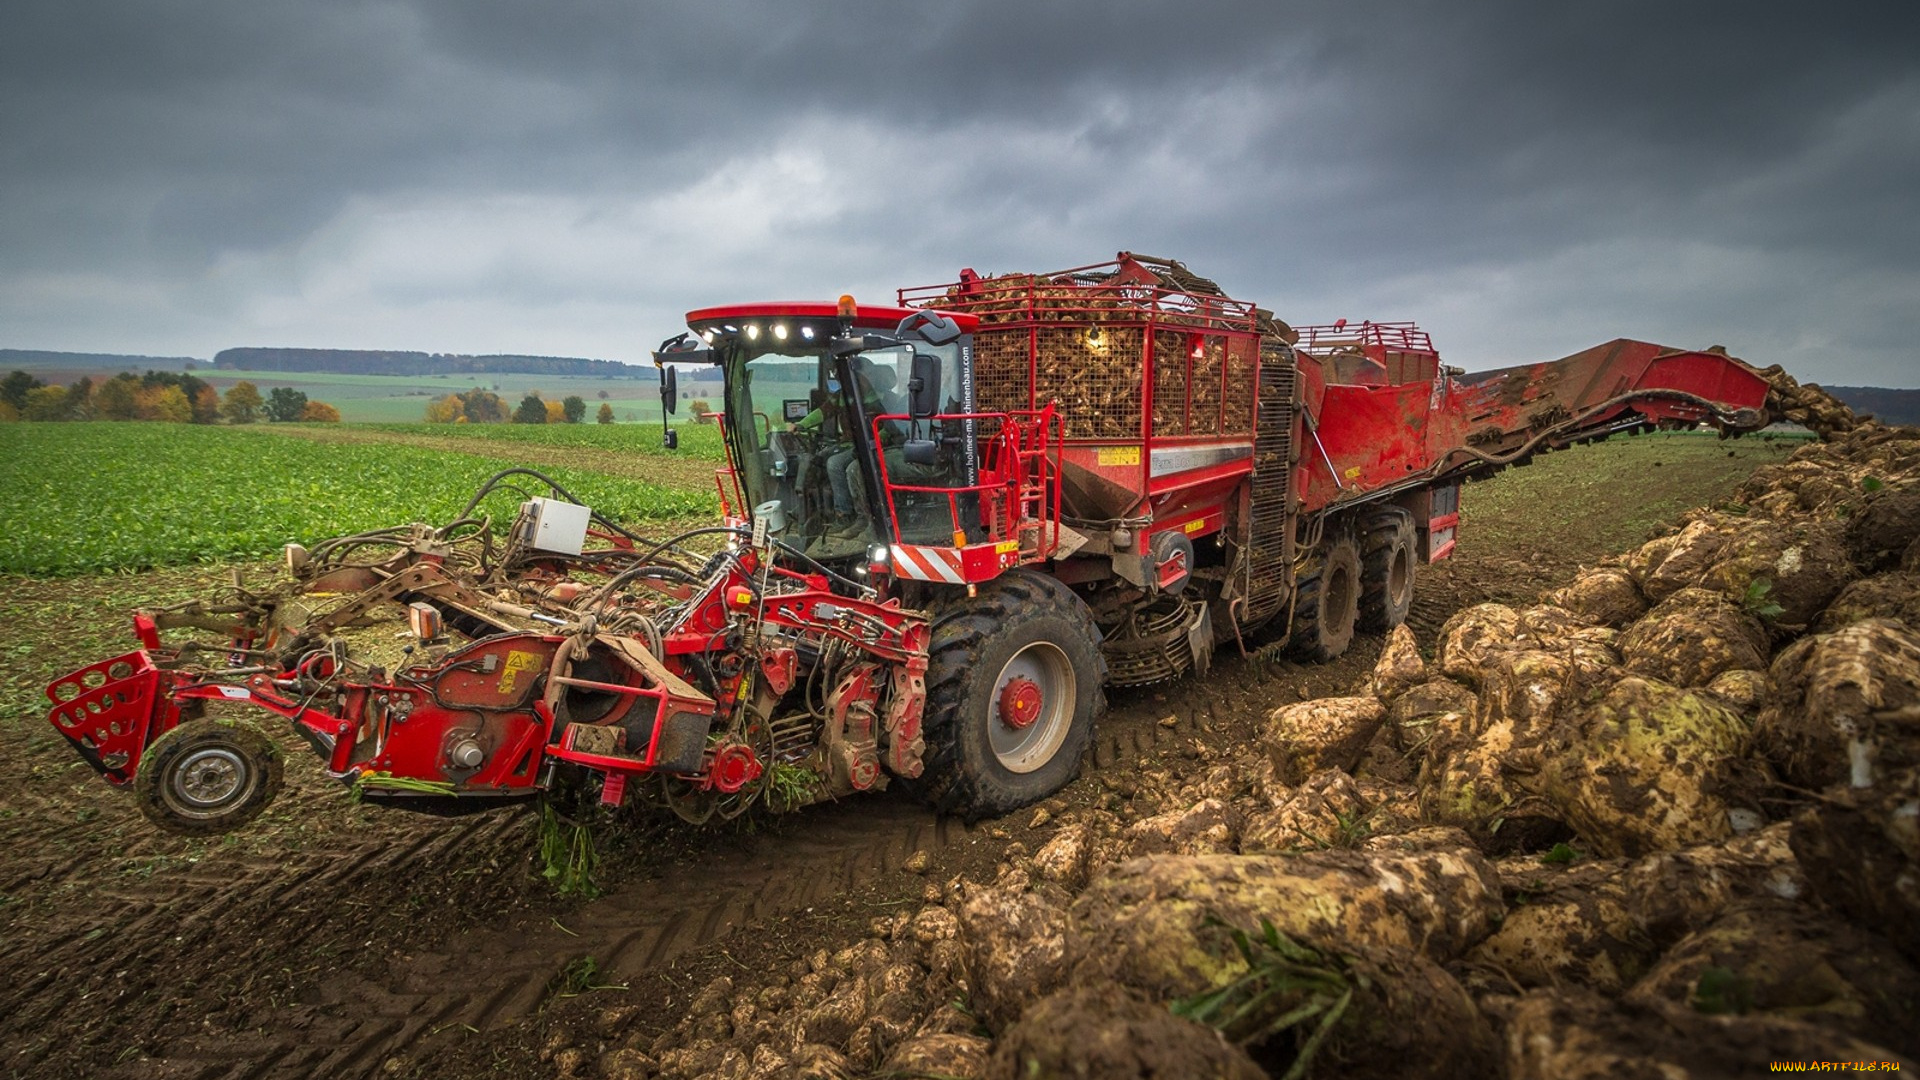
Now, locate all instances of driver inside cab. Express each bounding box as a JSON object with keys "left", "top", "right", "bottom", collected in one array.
[{"left": 789, "top": 357, "right": 903, "bottom": 556}]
